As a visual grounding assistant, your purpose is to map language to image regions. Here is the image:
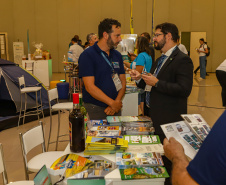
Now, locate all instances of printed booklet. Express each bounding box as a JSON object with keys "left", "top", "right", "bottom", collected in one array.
[
  {"left": 181, "top": 114, "right": 211, "bottom": 141},
  {"left": 116, "top": 152, "right": 164, "bottom": 166},
  {"left": 119, "top": 166, "right": 169, "bottom": 180},
  {"left": 123, "top": 135, "right": 161, "bottom": 145}
]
